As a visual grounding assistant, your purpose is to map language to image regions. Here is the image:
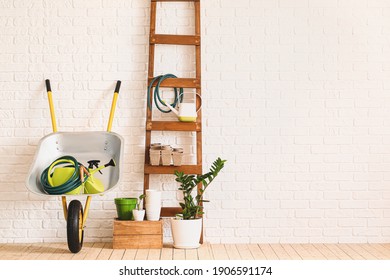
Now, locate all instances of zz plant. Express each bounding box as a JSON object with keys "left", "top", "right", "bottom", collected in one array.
[{"left": 174, "top": 157, "right": 226, "bottom": 220}]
